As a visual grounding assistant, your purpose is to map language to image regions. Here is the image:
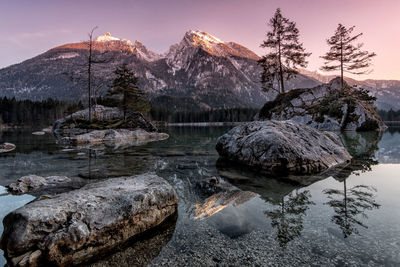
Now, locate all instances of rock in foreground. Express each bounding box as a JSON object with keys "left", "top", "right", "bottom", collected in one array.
[
  {"left": 1, "top": 173, "right": 178, "bottom": 266},
  {"left": 7, "top": 175, "right": 71, "bottom": 195},
  {"left": 0, "top": 143, "right": 16, "bottom": 153},
  {"left": 60, "top": 128, "right": 169, "bottom": 146},
  {"left": 216, "top": 120, "right": 352, "bottom": 176}
]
